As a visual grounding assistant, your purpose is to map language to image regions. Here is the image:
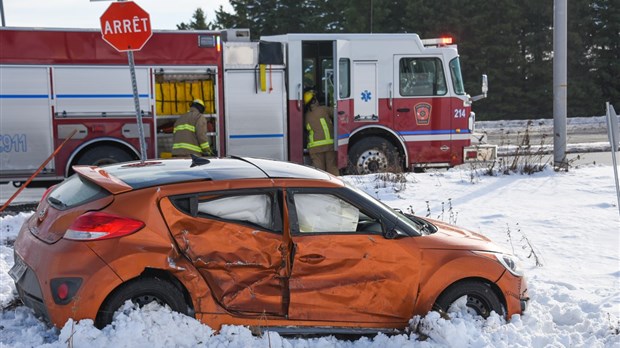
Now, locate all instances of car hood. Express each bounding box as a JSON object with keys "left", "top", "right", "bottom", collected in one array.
[{"left": 414, "top": 218, "right": 508, "bottom": 253}]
